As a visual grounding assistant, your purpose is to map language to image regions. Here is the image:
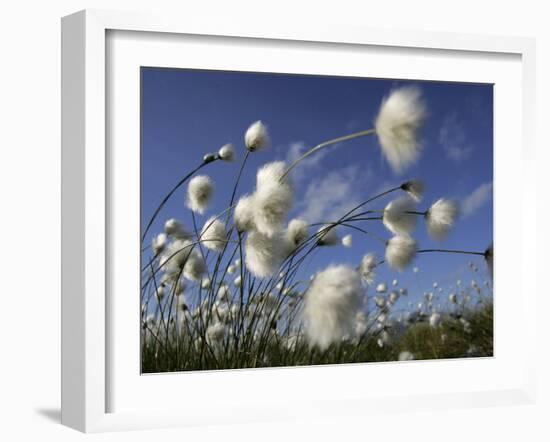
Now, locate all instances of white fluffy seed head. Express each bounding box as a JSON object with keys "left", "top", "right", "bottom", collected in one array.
[
  {"left": 253, "top": 162, "right": 294, "bottom": 237},
  {"left": 159, "top": 239, "right": 193, "bottom": 276},
  {"left": 245, "top": 230, "right": 287, "bottom": 278},
  {"left": 360, "top": 253, "right": 378, "bottom": 285},
  {"left": 205, "top": 322, "right": 226, "bottom": 347},
  {"left": 234, "top": 194, "right": 256, "bottom": 232},
  {"left": 303, "top": 265, "right": 363, "bottom": 350},
  {"left": 286, "top": 218, "right": 309, "bottom": 250},
  {"left": 164, "top": 218, "right": 191, "bottom": 240},
  {"left": 217, "top": 284, "right": 230, "bottom": 302},
  {"left": 186, "top": 175, "right": 214, "bottom": 215},
  {"left": 234, "top": 275, "right": 242, "bottom": 288},
  {"left": 374, "top": 296, "right": 386, "bottom": 308},
  {"left": 244, "top": 120, "right": 269, "bottom": 152},
  {"left": 152, "top": 233, "right": 168, "bottom": 255},
  {"left": 201, "top": 278, "right": 211, "bottom": 290},
  {"left": 377, "top": 330, "right": 391, "bottom": 348},
  {"left": 218, "top": 143, "right": 235, "bottom": 162},
  {"left": 401, "top": 179, "right": 425, "bottom": 202},
  {"left": 426, "top": 198, "right": 459, "bottom": 241},
  {"left": 383, "top": 196, "right": 418, "bottom": 235},
  {"left": 398, "top": 351, "right": 414, "bottom": 361},
  {"left": 376, "top": 282, "right": 387, "bottom": 293},
  {"left": 200, "top": 217, "right": 227, "bottom": 252},
  {"left": 183, "top": 251, "right": 206, "bottom": 282},
  {"left": 155, "top": 285, "right": 165, "bottom": 301},
  {"left": 429, "top": 312, "right": 442, "bottom": 328},
  {"left": 385, "top": 235, "right": 417, "bottom": 271},
  {"left": 355, "top": 312, "right": 368, "bottom": 337},
  {"left": 316, "top": 224, "right": 339, "bottom": 246},
  {"left": 374, "top": 87, "right": 426, "bottom": 173},
  {"left": 342, "top": 234, "right": 353, "bottom": 248}
]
